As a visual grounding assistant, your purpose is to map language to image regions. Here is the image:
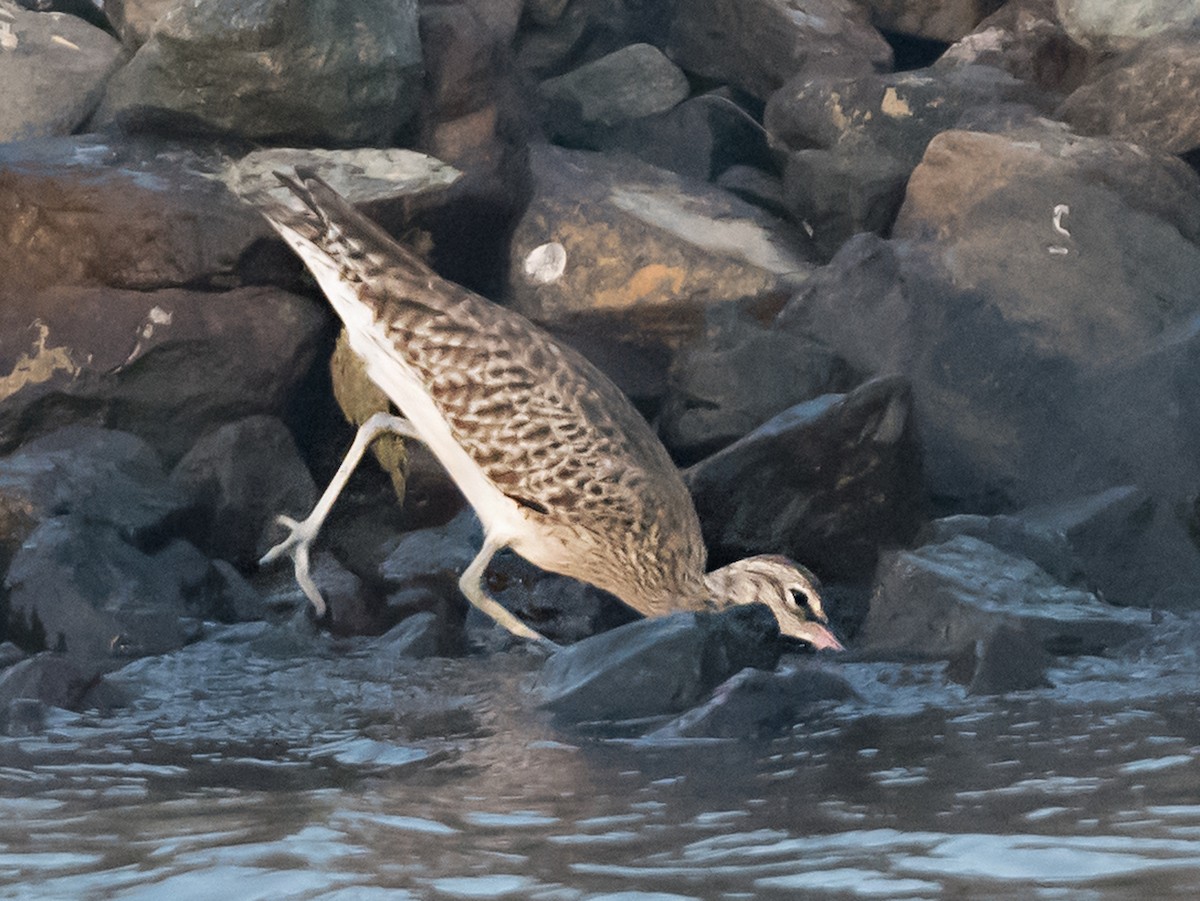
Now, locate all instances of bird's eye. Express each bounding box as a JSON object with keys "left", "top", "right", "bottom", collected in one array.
[{"left": 787, "top": 588, "right": 811, "bottom": 612}]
